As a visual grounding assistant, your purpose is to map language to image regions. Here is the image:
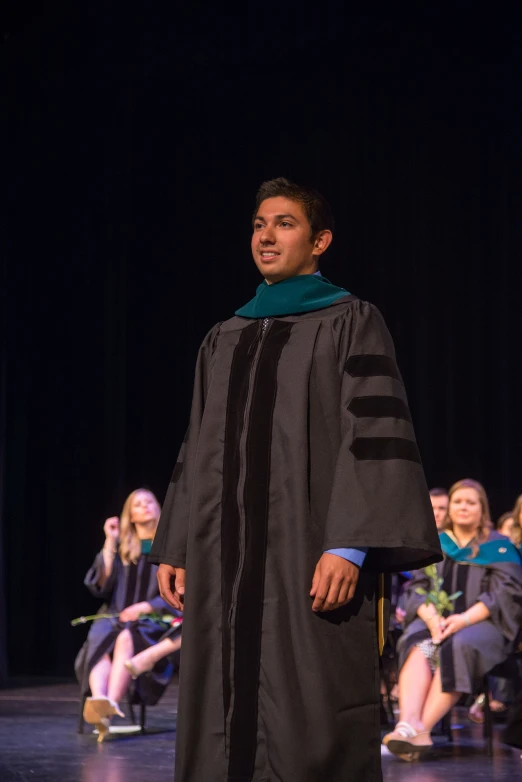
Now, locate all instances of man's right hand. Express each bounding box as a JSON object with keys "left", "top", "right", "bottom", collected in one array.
[{"left": 157, "top": 563, "right": 186, "bottom": 612}]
